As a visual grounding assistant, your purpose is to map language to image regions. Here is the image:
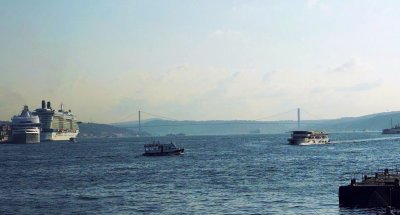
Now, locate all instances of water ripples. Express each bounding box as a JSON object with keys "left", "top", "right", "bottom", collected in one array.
[{"left": 1, "top": 133, "right": 400, "bottom": 214}]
